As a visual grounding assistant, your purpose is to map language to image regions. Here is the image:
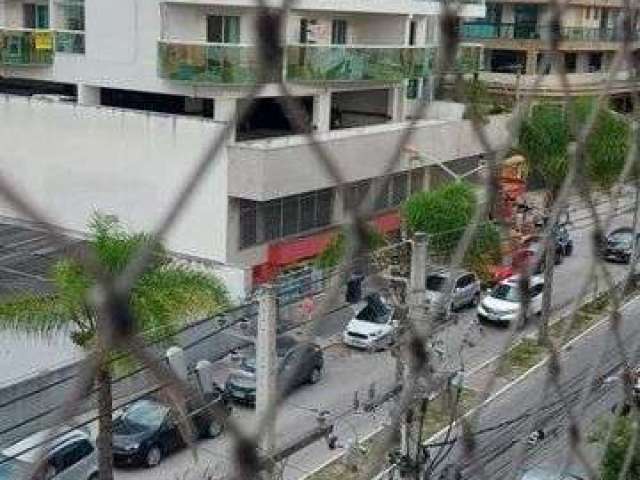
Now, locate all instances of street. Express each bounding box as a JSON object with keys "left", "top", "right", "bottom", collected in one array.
[{"left": 110, "top": 199, "right": 637, "bottom": 479}]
